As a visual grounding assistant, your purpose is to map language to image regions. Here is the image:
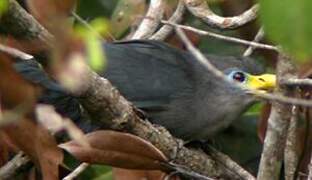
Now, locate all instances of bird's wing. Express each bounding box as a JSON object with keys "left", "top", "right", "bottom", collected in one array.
[{"left": 101, "top": 40, "right": 195, "bottom": 113}]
